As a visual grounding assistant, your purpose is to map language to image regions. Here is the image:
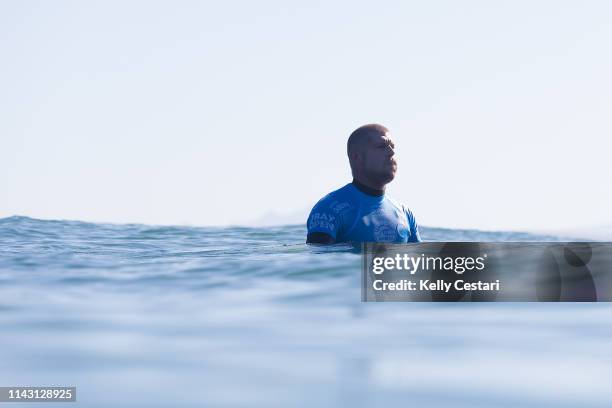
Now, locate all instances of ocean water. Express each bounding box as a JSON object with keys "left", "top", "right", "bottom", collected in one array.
[{"left": 1, "top": 216, "right": 611, "bottom": 407}]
